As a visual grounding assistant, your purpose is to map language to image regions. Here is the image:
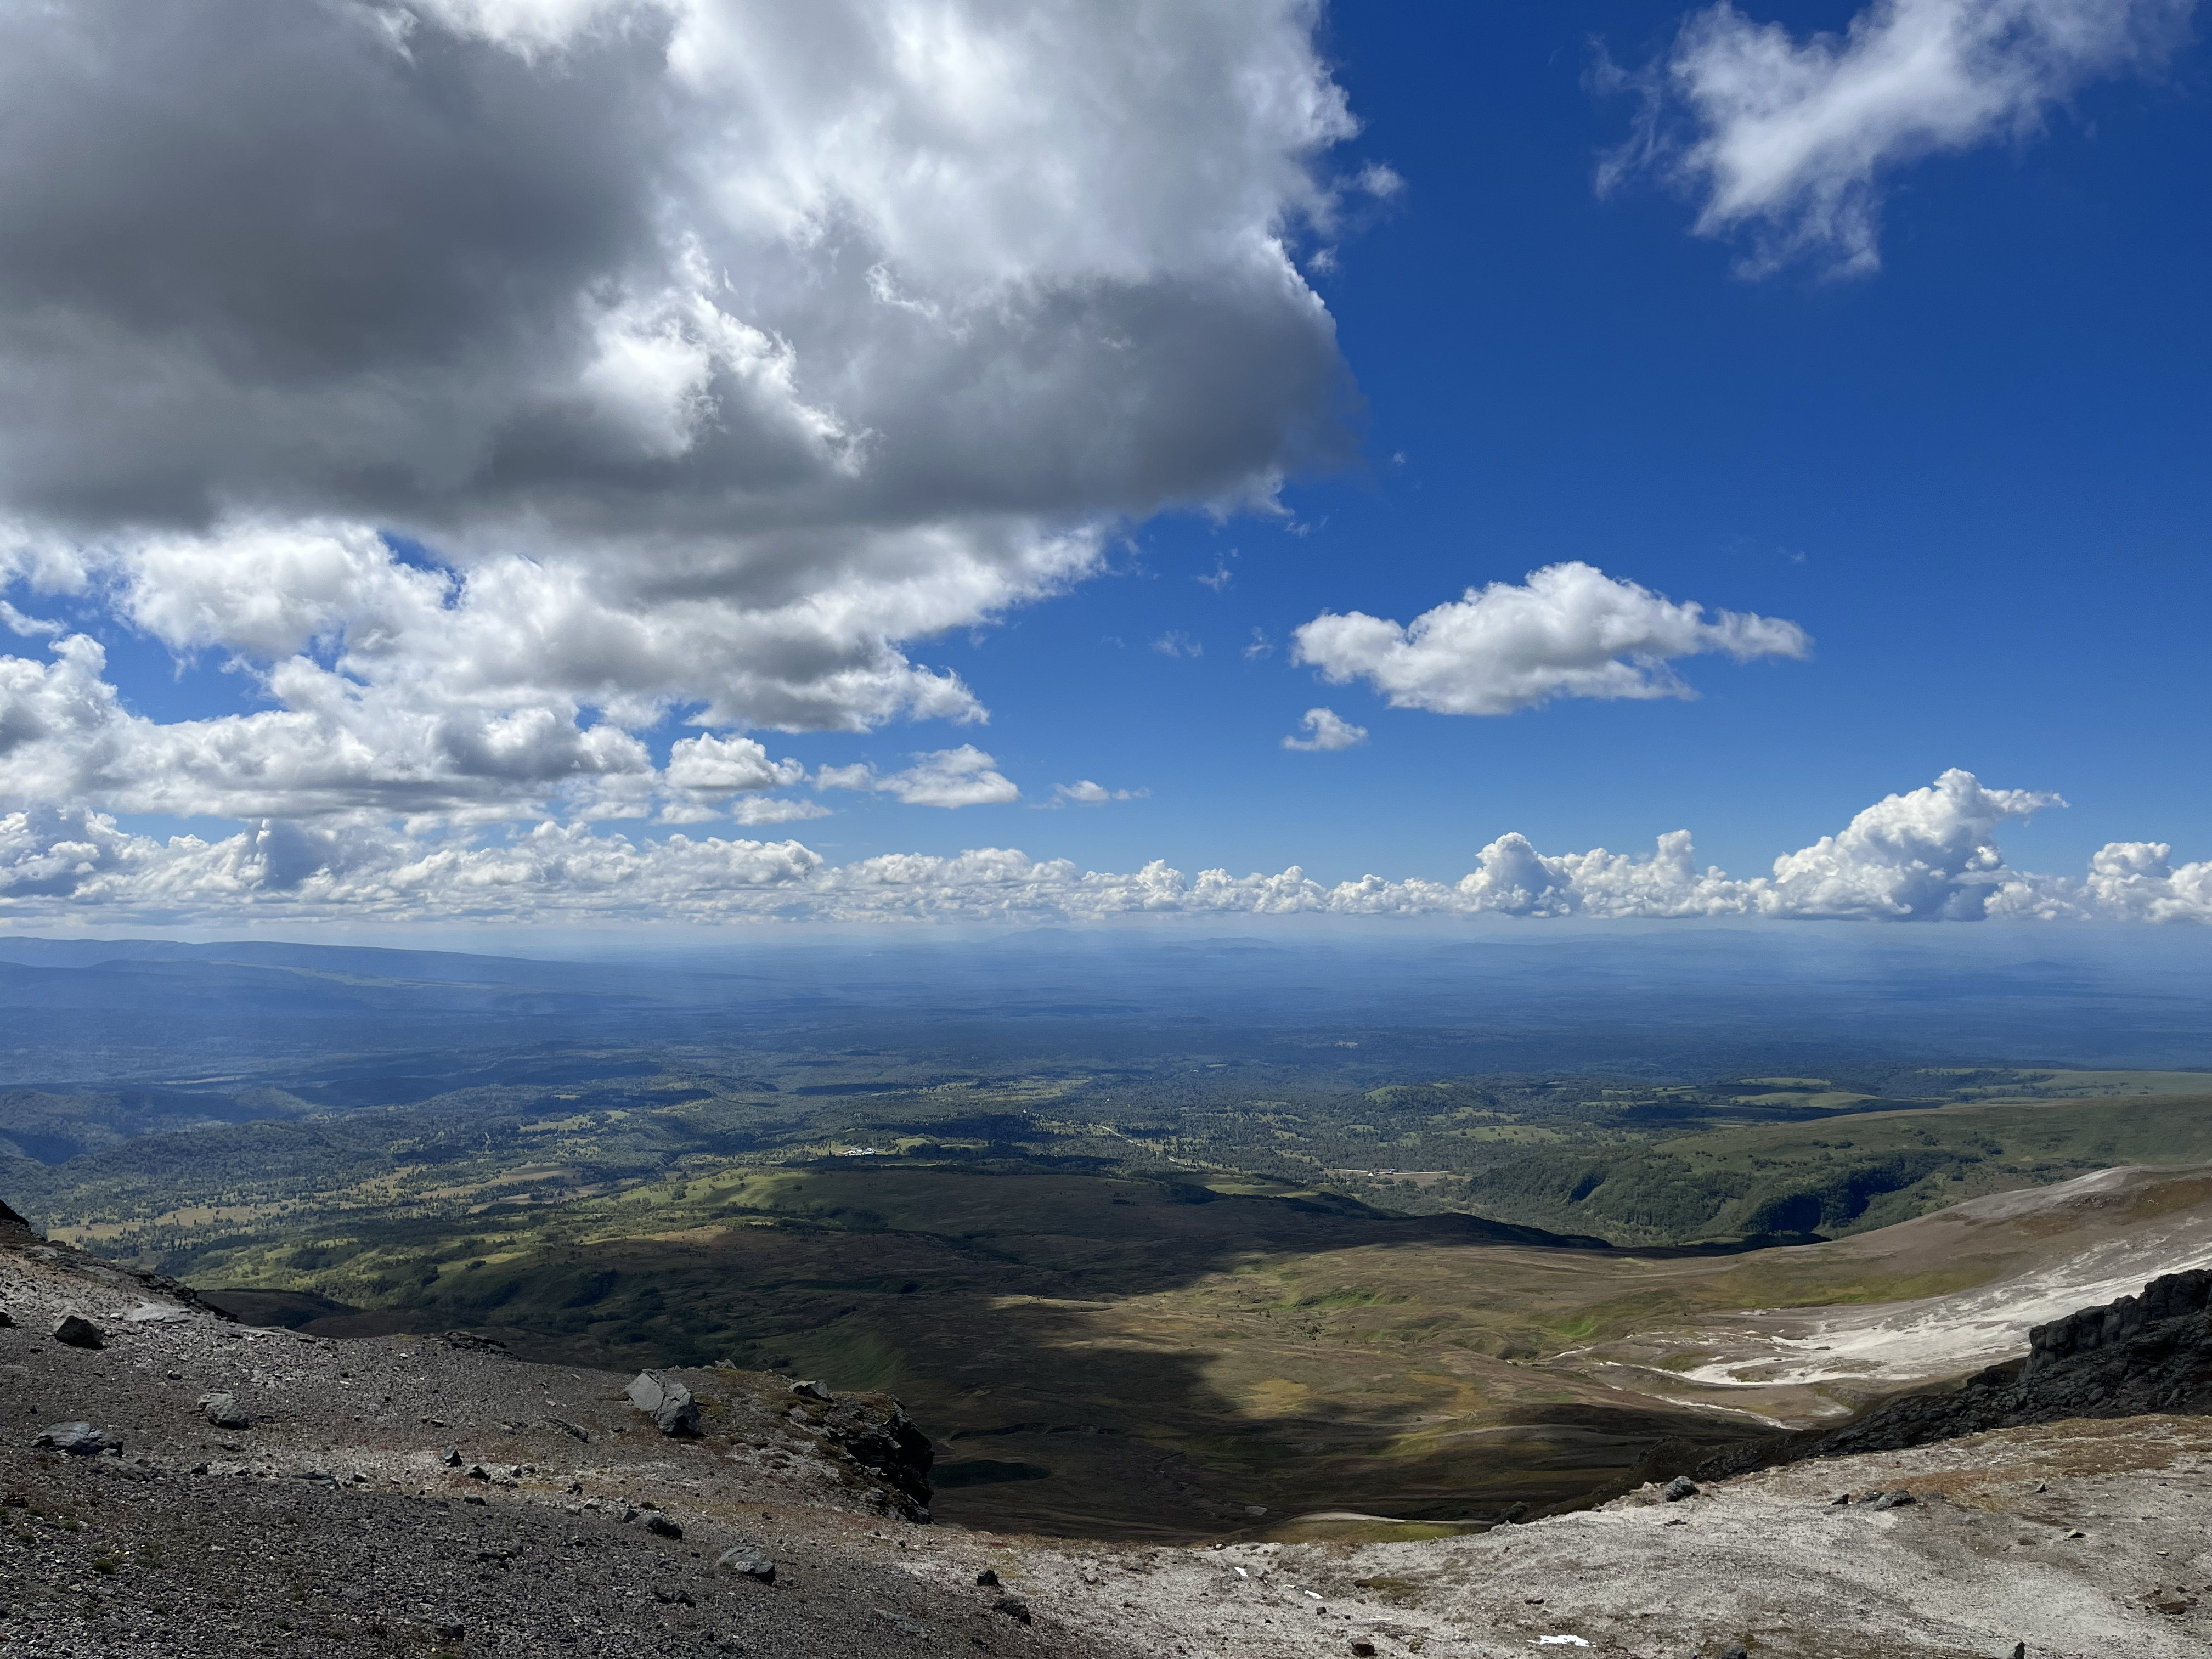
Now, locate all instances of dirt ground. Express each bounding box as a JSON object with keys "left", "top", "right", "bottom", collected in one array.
[{"left": 2, "top": 1212, "right": 2207, "bottom": 1659}]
